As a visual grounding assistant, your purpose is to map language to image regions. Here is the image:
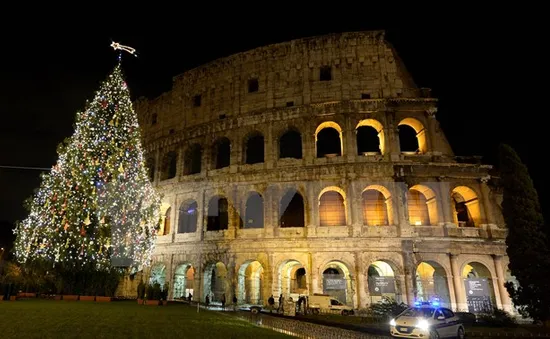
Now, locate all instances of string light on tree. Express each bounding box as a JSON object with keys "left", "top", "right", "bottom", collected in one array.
[{"left": 14, "top": 53, "right": 161, "bottom": 274}]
